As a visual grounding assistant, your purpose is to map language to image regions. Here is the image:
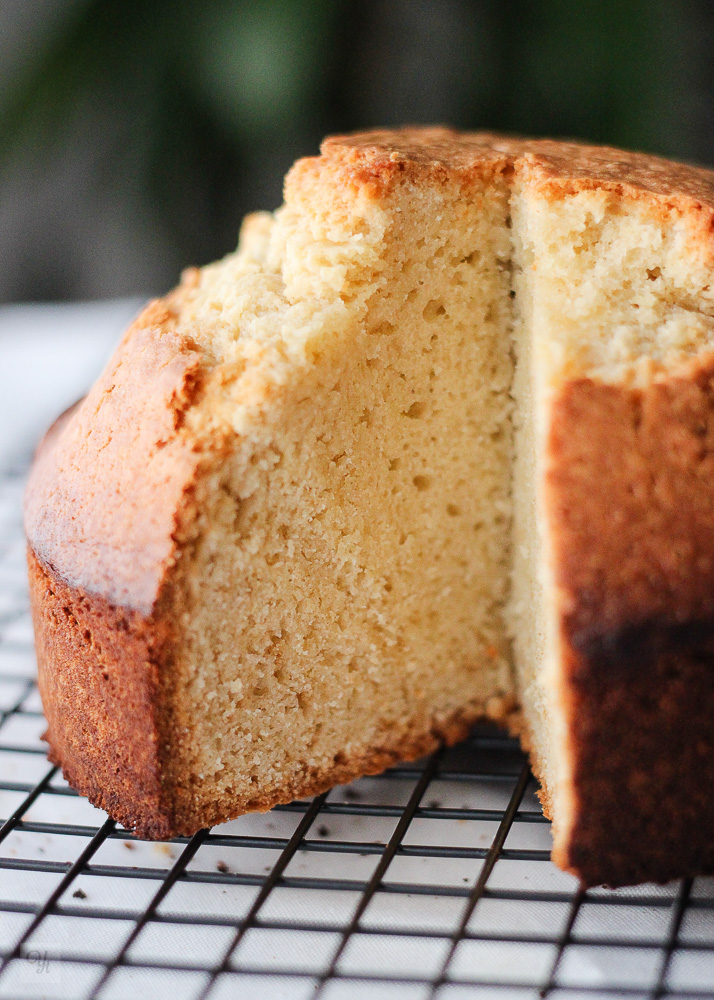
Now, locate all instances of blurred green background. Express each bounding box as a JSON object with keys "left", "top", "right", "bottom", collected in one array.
[{"left": 1, "top": 0, "right": 712, "bottom": 303}]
